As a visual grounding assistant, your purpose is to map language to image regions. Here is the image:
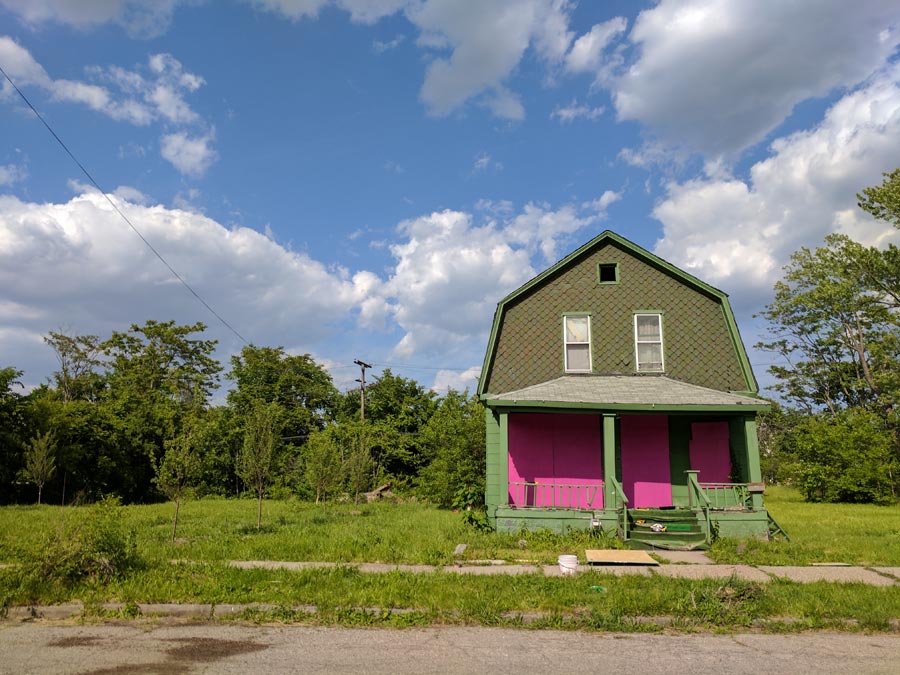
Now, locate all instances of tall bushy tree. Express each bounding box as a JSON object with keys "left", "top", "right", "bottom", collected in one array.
[
  {"left": 0, "top": 367, "right": 27, "bottom": 503},
  {"left": 303, "top": 426, "right": 342, "bottom": 505},
  {"left": 417, "top": 390, "right": 486, "bottom": 507},
  {"left": 101, "top": 320, "right": 220, "bottom": 502}
]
